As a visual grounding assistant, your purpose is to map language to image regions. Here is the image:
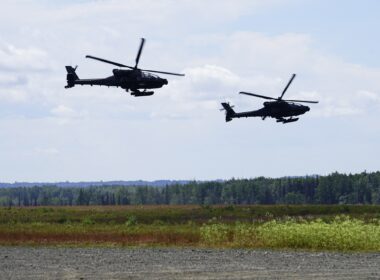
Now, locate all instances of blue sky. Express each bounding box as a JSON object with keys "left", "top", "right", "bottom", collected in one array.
[{"left": 0, "top": 0, "right": 379, "bottom": 182}]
